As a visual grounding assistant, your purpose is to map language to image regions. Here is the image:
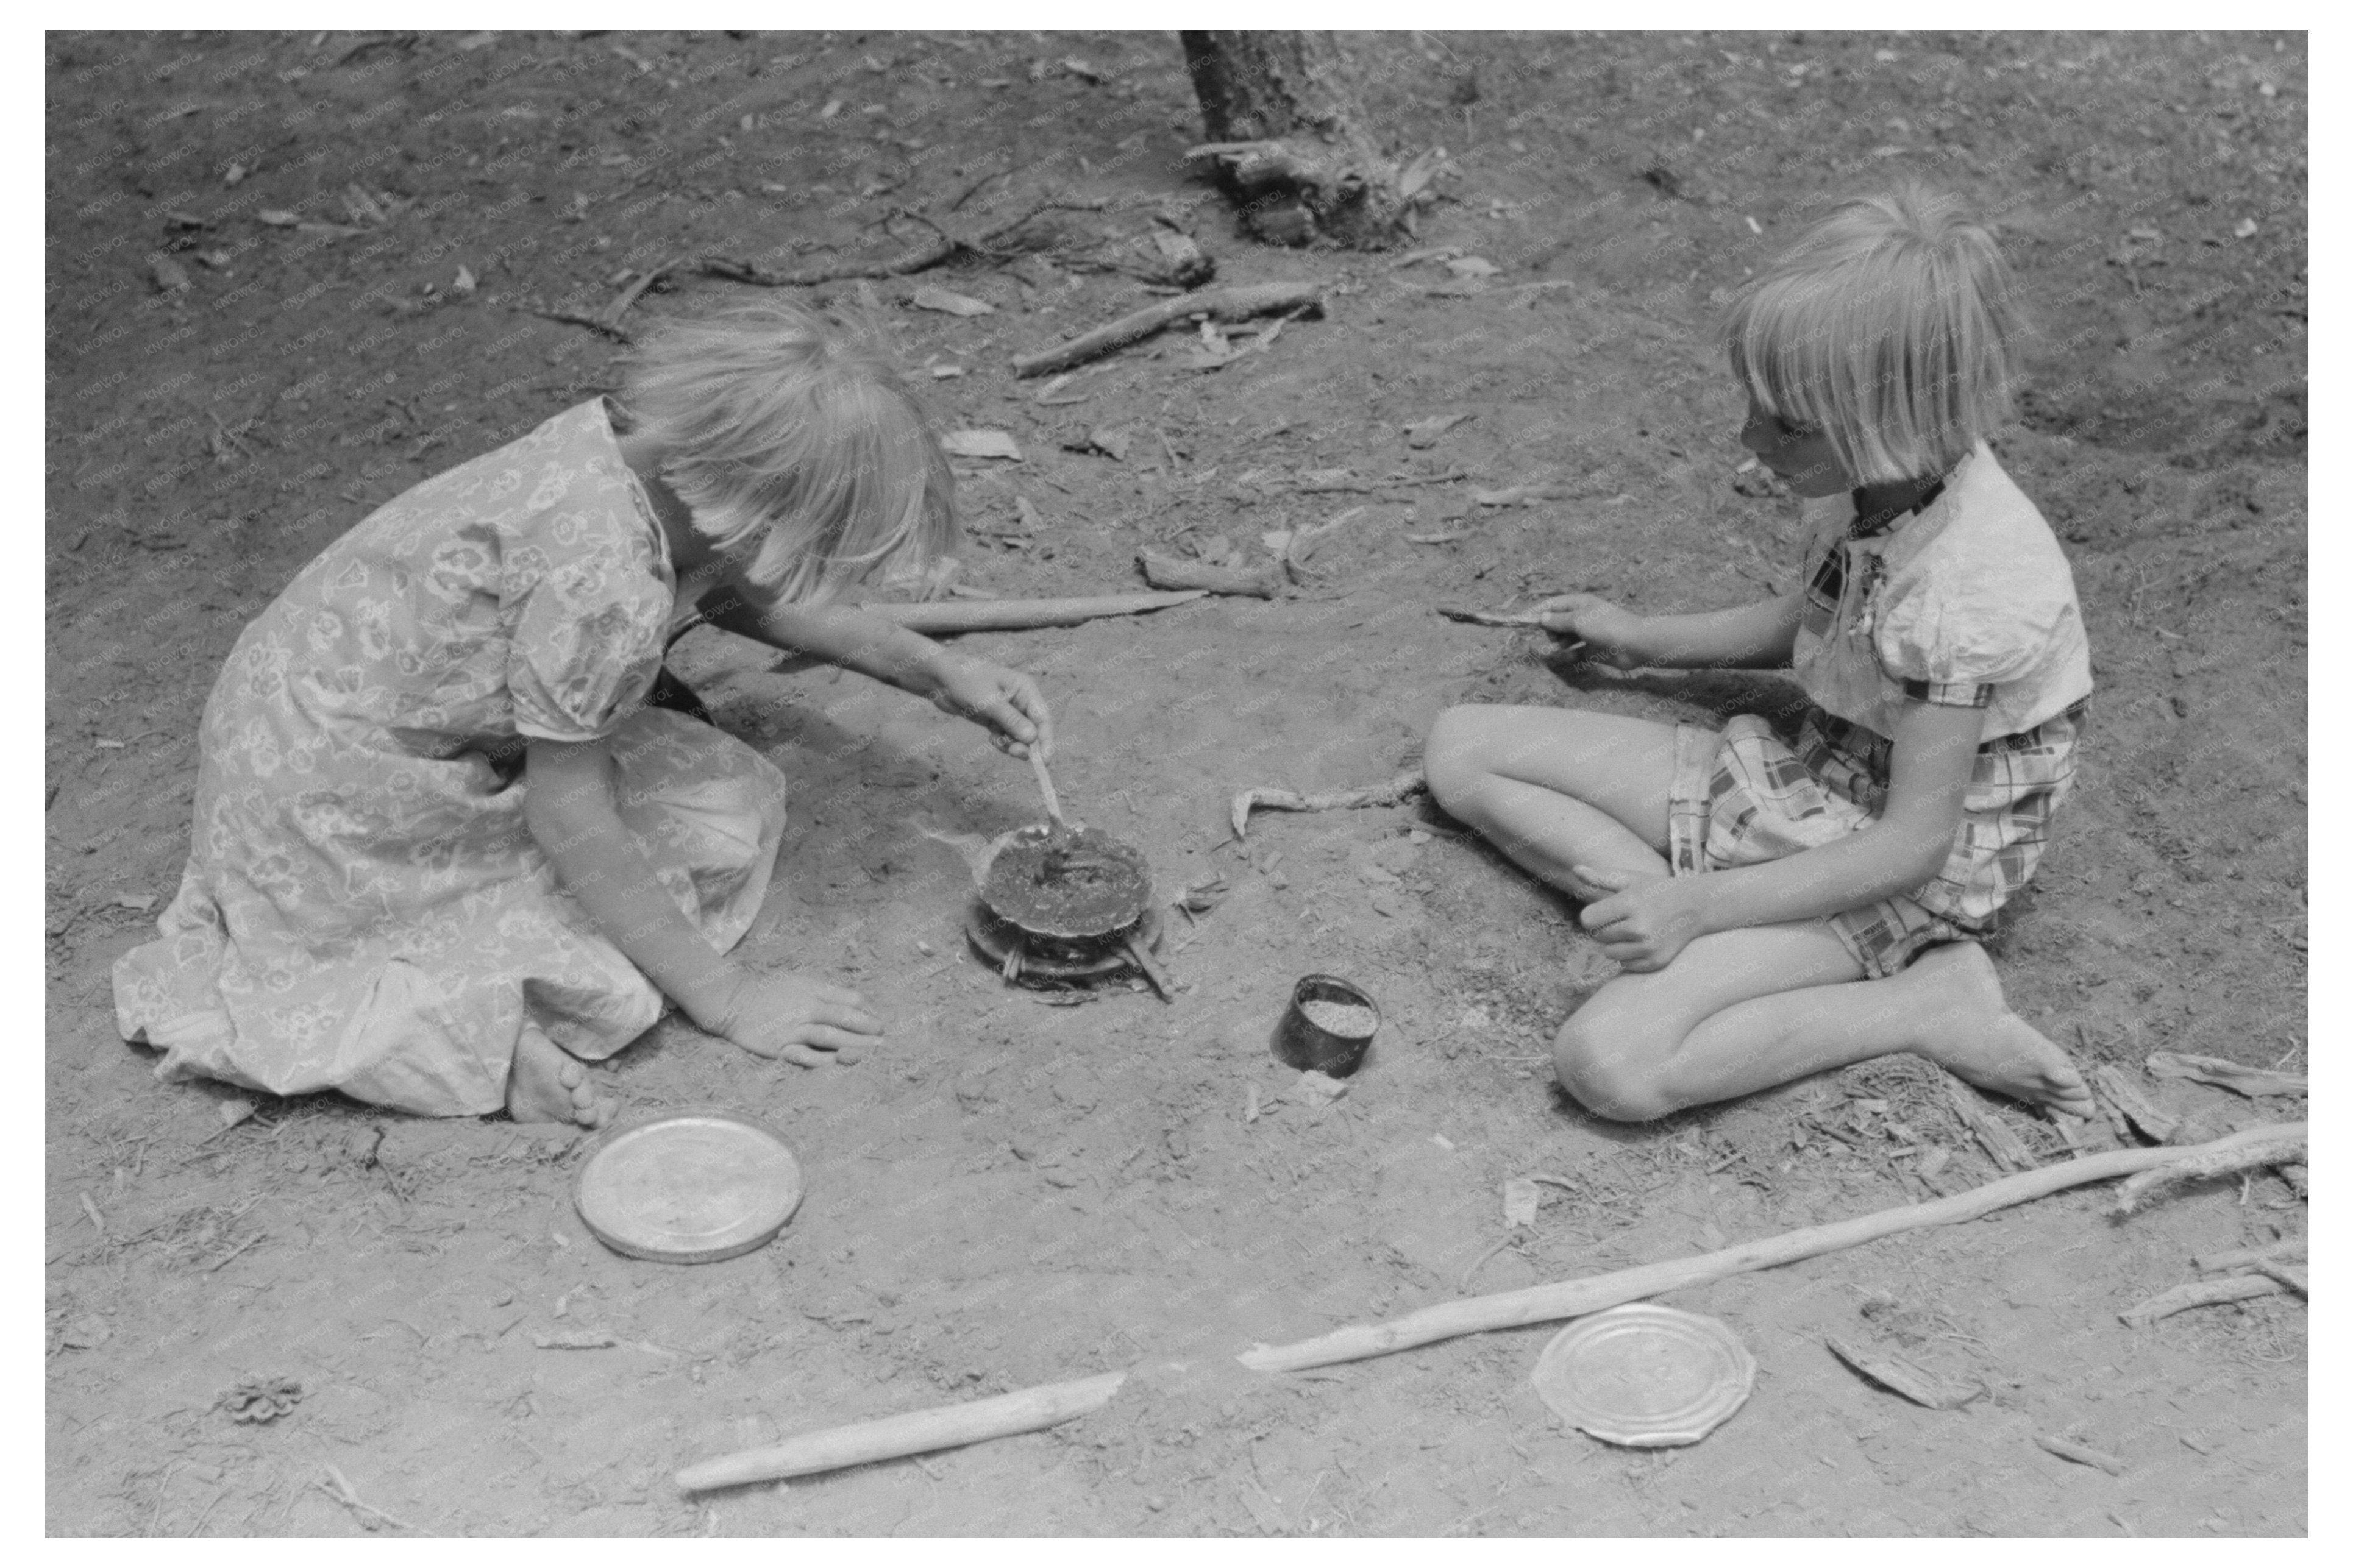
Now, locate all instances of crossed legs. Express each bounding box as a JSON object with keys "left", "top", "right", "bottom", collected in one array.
[{"left": 1424, "top": 704, "right": 2092, "bottom": 1120}]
